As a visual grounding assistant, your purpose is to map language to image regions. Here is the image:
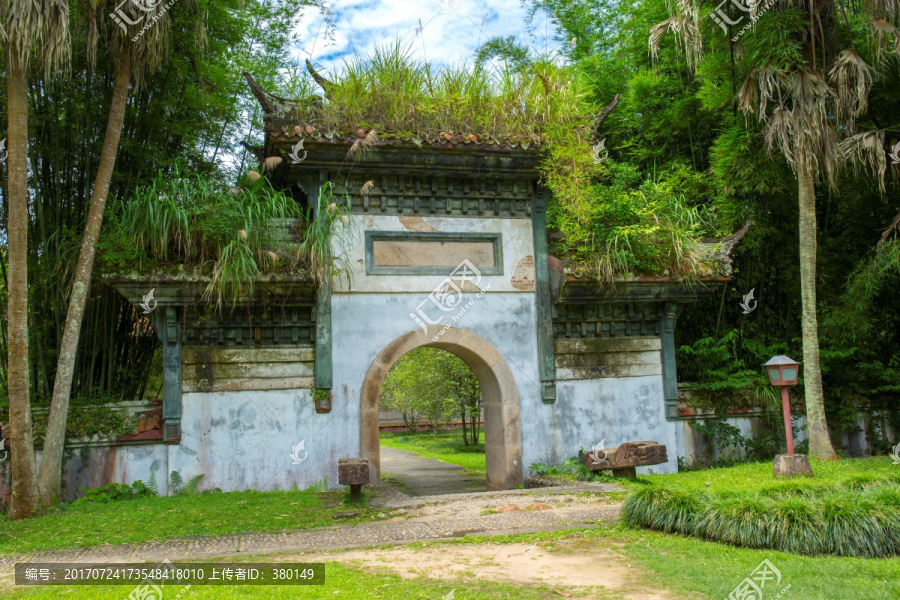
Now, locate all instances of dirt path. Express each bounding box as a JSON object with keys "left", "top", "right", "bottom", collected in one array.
[{"left": 297, "top": 535, "right": 672, "bottom": 600}]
